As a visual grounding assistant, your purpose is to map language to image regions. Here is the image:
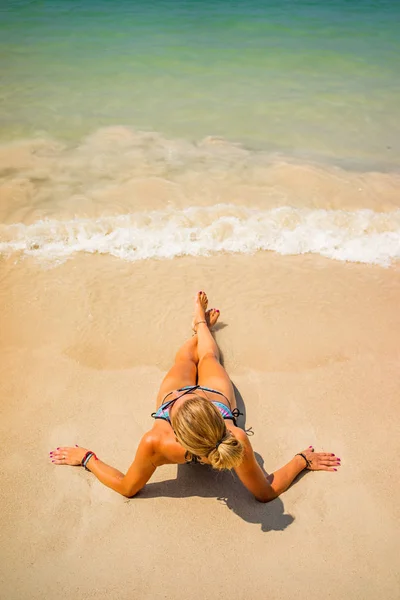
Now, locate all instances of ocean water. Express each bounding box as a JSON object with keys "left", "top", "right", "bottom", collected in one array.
[{"left": 1, "top": 0, "right": 400, "bottom": 265}]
